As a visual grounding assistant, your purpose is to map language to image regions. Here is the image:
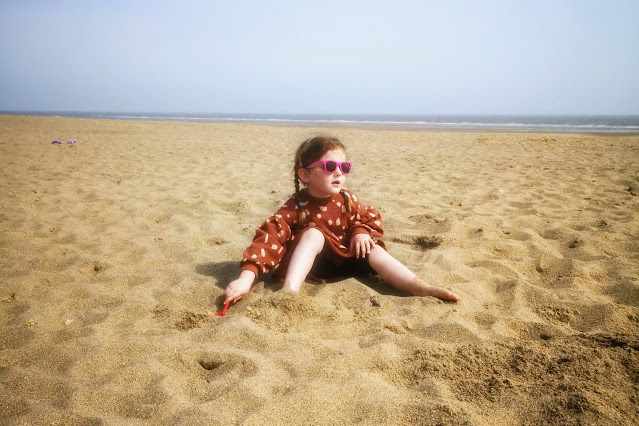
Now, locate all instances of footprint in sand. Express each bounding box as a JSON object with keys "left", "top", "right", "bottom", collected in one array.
[
  {"left": 502, "top": 228, "right": 533, "bottom": 241},
  {"left": 168, "top": 350, "right": 265, "bottom": 404},
  {"left": 197, "top": 352, "right": 258, "bottom": 383},
  {"left": 84, "top": 261, "right": 106, "bottom": 274},
  {"left": 468, "top": 260, "right": 520, "bottom": 279},
  {"left": 390, "top": 234, "right": 443, "bottom": 250},
  {"left": 175, "top": 310, "right": 213, "bottom": 330},
  {"left": 408, "top": 214, "right": 452, "bottom": 234},
  {"left": 184, "top": 352, "right": 261, "bottom": 403}
]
